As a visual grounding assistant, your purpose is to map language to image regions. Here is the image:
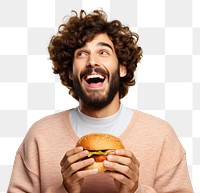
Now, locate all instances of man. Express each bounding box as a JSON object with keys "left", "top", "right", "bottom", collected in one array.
[{"left": 8, "top": 10, "right": 193, "bottom": 193}]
